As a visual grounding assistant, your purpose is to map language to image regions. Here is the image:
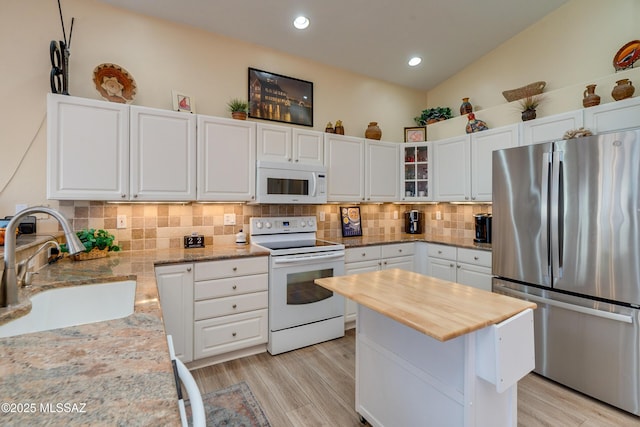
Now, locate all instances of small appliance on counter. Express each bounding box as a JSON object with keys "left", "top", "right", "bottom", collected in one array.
[
  {"left": 474, "top": 213, "right": 492, "bottom": 243},
  {"left": 405, "top": 210, "right": 423, "bottom": 234}
]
